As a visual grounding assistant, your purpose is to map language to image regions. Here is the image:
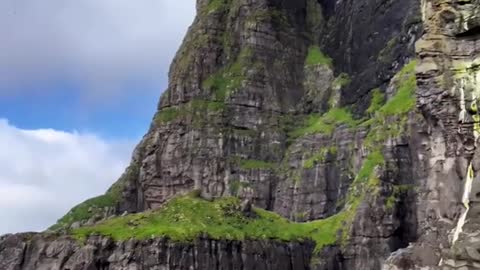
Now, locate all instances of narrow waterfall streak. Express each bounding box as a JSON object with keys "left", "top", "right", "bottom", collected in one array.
[
  {"left": 453, "top": 163, "right": 474, "bottom": 243},
  {"left": 421, "top": 0, "right": 428, "bottom": 22},
  {"left": 459, "top": 79, "right": 467, "bottom": 123}
]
